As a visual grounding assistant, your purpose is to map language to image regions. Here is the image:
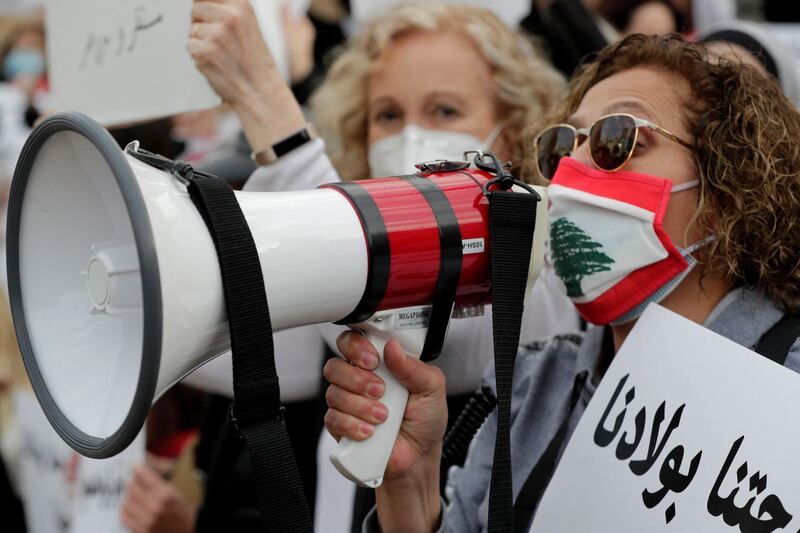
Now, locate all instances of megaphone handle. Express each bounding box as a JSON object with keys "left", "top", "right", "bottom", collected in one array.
[{"left": 328, "top": 311, "right": 426, "bottom": 488}]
